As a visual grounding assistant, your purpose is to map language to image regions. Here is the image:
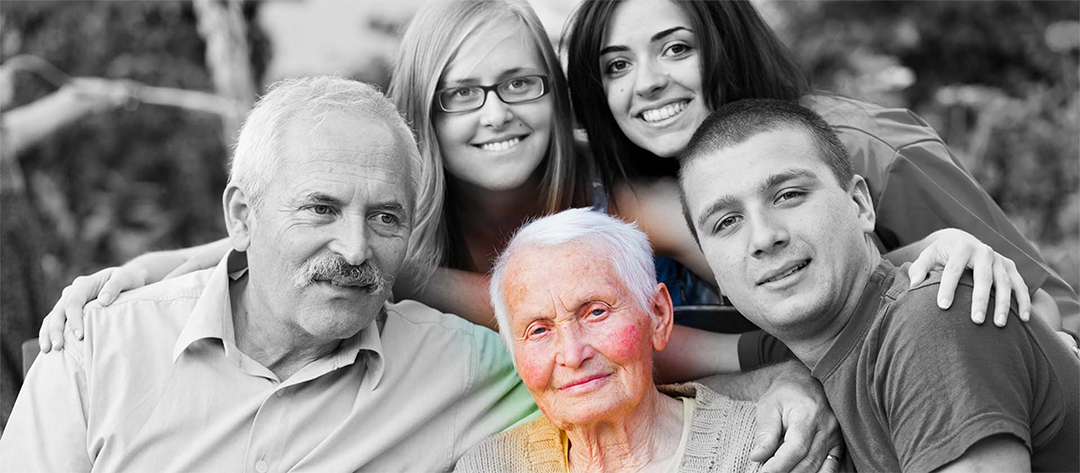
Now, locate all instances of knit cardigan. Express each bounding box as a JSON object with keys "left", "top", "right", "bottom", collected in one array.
[{"left": 453, "top": 382, "right": 760, "bottom": 473}]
